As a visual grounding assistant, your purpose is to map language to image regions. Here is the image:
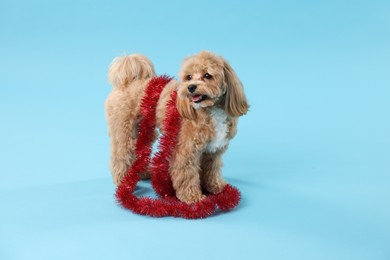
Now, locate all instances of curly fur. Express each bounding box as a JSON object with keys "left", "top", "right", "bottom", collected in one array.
[{"left": 105, "top": 51, "right": 248, "bottom": 204}]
